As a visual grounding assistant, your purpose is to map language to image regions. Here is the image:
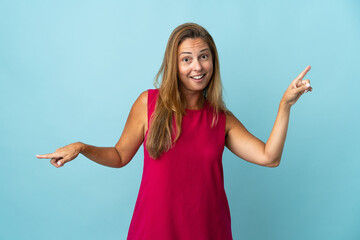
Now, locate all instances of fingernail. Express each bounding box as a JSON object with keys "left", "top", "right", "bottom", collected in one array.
[
  {"left": 306, "top": 83, "right": 310, "bottom": 88},
  {"left": 58, "top": 161, "right": 62, "bottom": 166},
  {"left": 304, "top": 90, "right": 308, "bottom": 93}
]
